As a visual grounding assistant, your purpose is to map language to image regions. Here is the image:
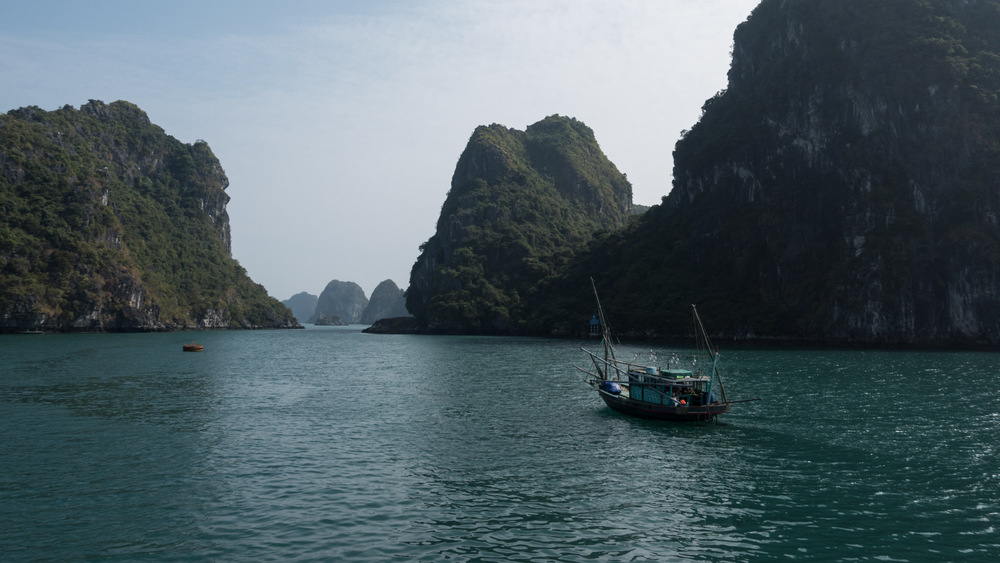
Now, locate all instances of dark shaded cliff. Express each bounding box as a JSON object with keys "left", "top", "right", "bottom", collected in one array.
[
  {"left": 0, "top": 100, "right": 299, "bottom": 331},
  {"left": 406, "top": 115, "right": 632, "bottom": 333},
  {"left": 541, "top": 0, "right": 1000, "bottom": 347}
]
